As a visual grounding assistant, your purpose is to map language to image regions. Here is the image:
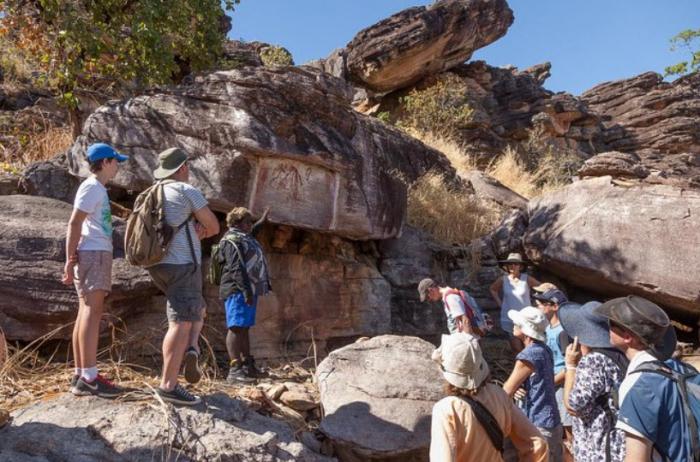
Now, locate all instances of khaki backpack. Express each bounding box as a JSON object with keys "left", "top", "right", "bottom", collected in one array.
[{"left": 125, "top": 180, "right": 193, "bottom": 267}]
